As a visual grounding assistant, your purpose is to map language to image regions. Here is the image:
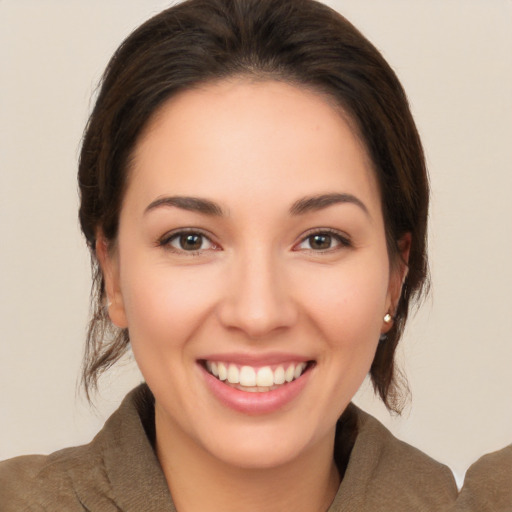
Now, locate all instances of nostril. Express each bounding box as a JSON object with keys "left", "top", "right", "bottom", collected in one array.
[
  {"left": 215, "top": 265, "right": 299, "bottom": 337},
  {"left": 216, "top": 299, "right": 299, "bottom": 338}
]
